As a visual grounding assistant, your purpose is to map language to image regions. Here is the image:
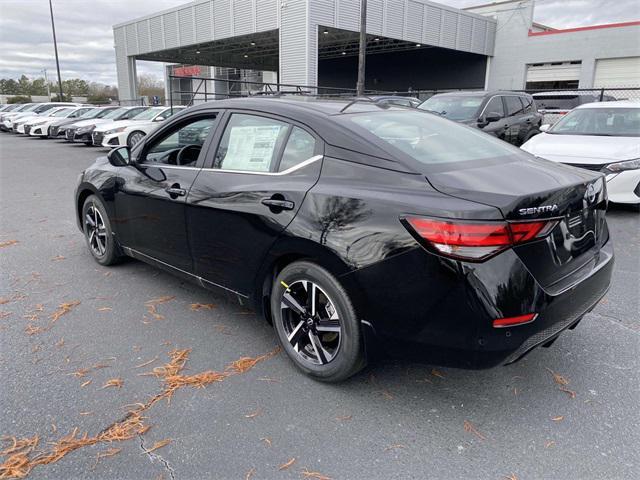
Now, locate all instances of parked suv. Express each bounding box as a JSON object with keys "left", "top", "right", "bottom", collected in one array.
[
  {"left": 532, "top": 91, "right": 616, "bottom": 125},
  {"left": 418, "top": 91, "right": 542, "bottom": 146}
]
